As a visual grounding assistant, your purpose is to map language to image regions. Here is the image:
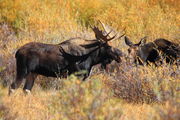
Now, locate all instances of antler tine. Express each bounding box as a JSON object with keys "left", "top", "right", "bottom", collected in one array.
[
  {"left": 116, "top": 27, "right": 126, "bottom": 40},
  {"left": 89, "top": 23, "right": 93, "bottom": 29},
  {"left": 98, "top": 20, "right": 117, "bottom": 42},
  {"left": 89, "top": 22, "right": 104, "bottom": 41},
  {"left": 99, "top": 20, "right": 115, "bottom": 33},
  {"left": 89, "top": 23, "right": 97, "bottom": 33},
  {"left": 105, "top": 29, "right": 113, "bottom": 37},
  {"left": 98, "top": 20, "right": 112, "bottom": 37},
  {"left": 117, "top": 32, "right": 126, "bottom": 39},
  {"left": 90, "top": 20, "right": 121, "bottom": 42},
  {"left": 98, "top": 20, "right": 106, "bottom": 31},
  {"left": 106, "top": 34, "right": 117, "bottom": 41},
  {"left": 98, "top": 20, "right": 111, "bottom": 36}
]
